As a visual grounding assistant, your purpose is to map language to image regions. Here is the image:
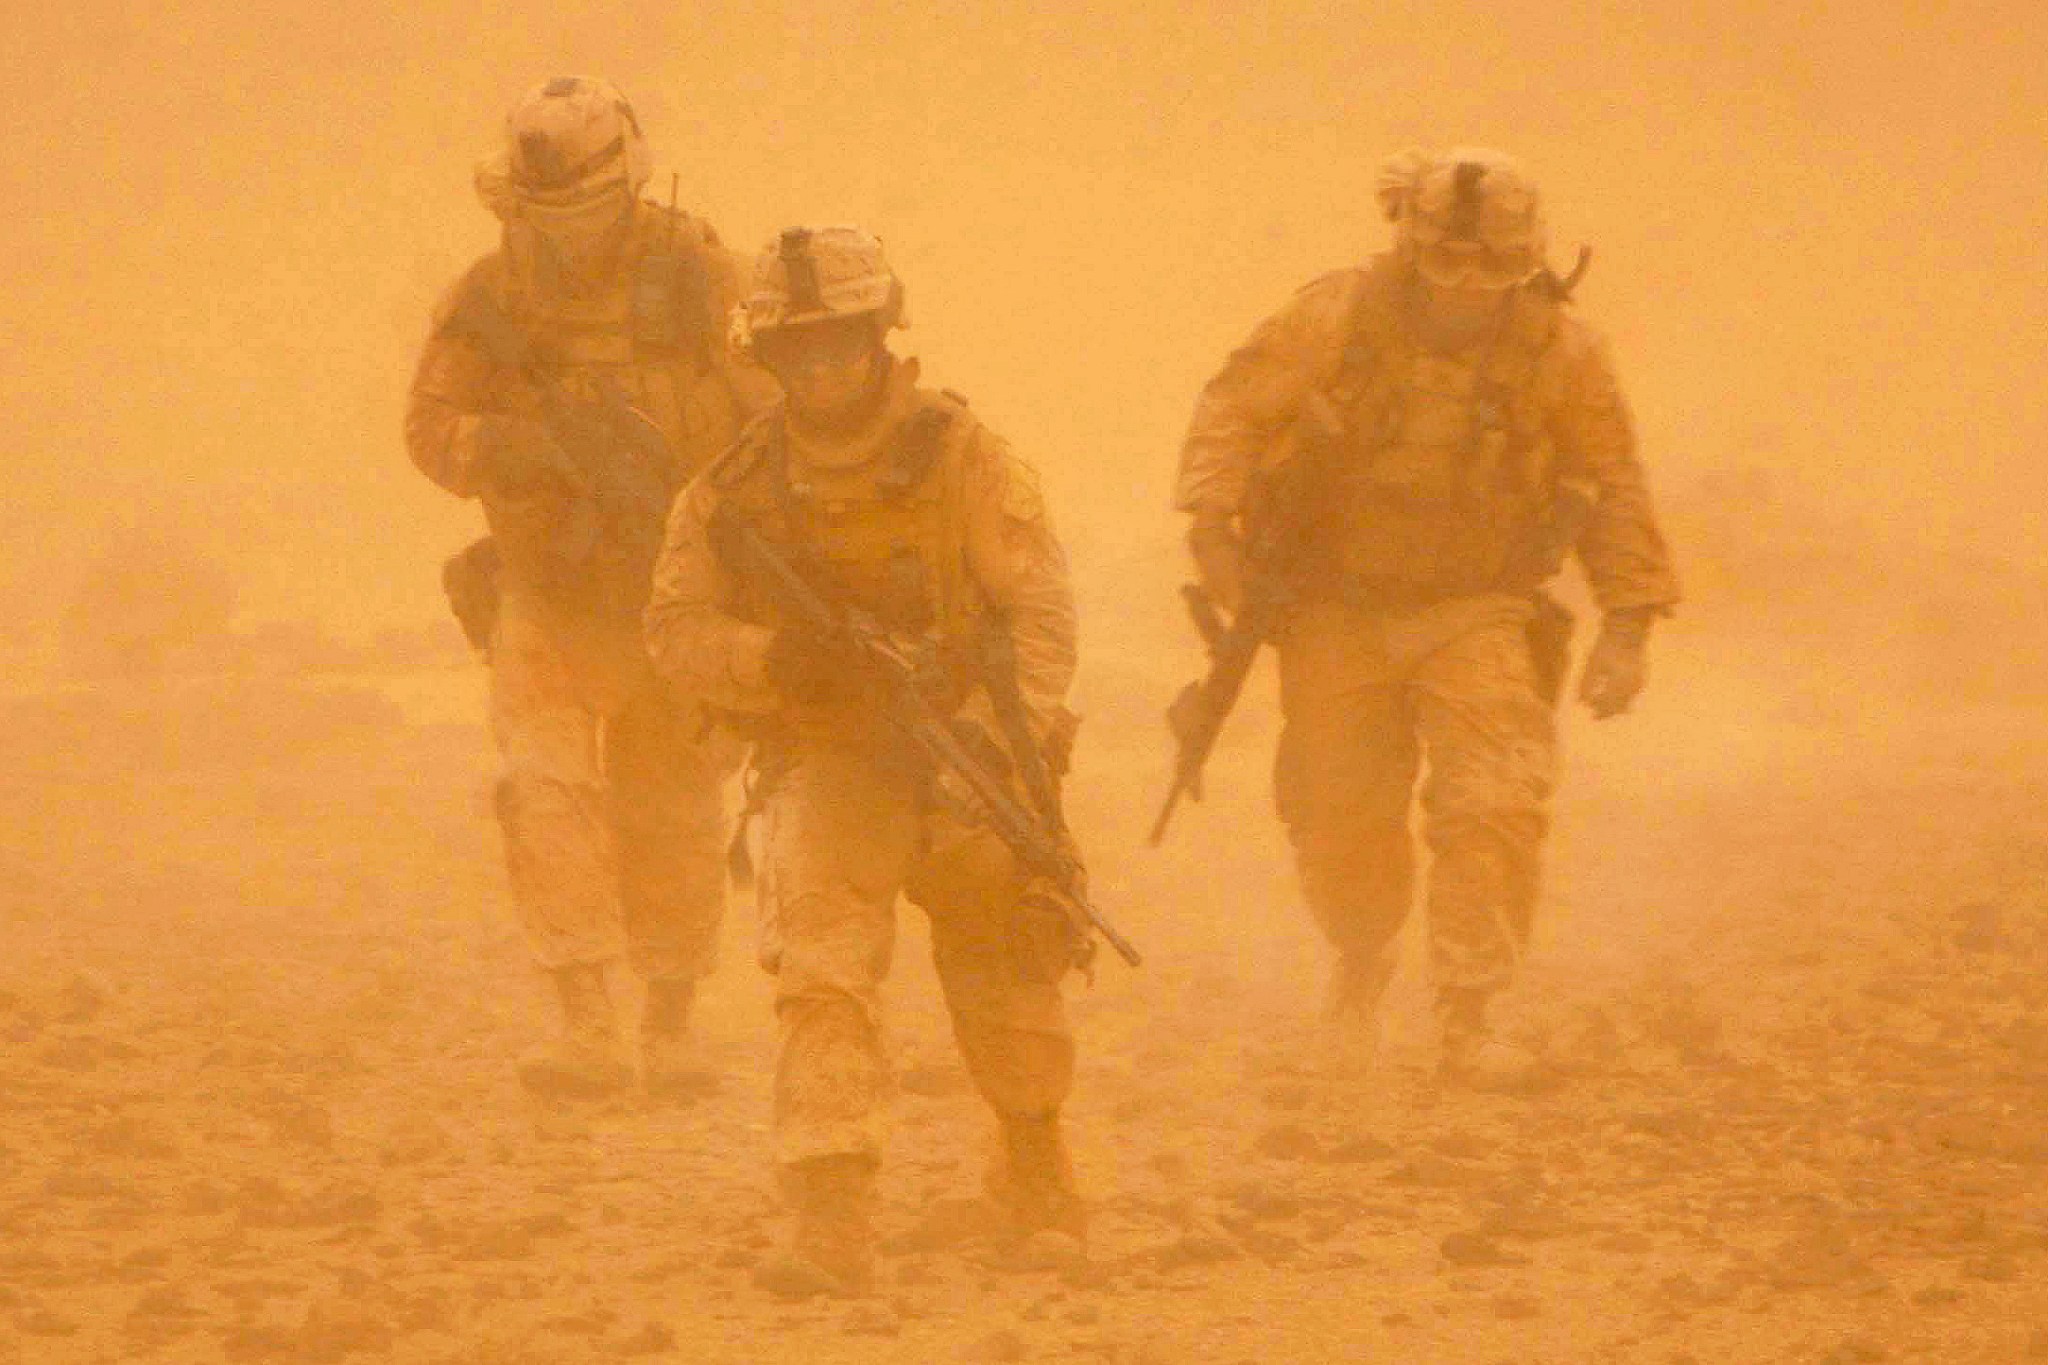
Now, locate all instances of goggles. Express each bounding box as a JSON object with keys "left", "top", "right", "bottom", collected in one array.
[
  {"left": 753, "top": 315, "right": 881, "bottom": 373},
  {"left": 513, "top": 176, "right": 632, "bottom": 237},
  {"left": 1413, "top": 238, "right": 1538, "bottom": 291}
]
